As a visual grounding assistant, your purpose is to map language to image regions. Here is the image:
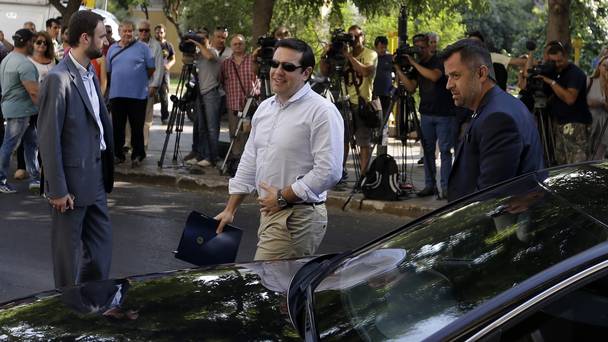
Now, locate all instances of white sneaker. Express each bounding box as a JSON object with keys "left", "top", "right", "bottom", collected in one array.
[
  {"left": 197, "top": 159, "right": 212, "bottom": 167},
  {"left": 186, "top": 158, "right": 200, "bottom": 166}
]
